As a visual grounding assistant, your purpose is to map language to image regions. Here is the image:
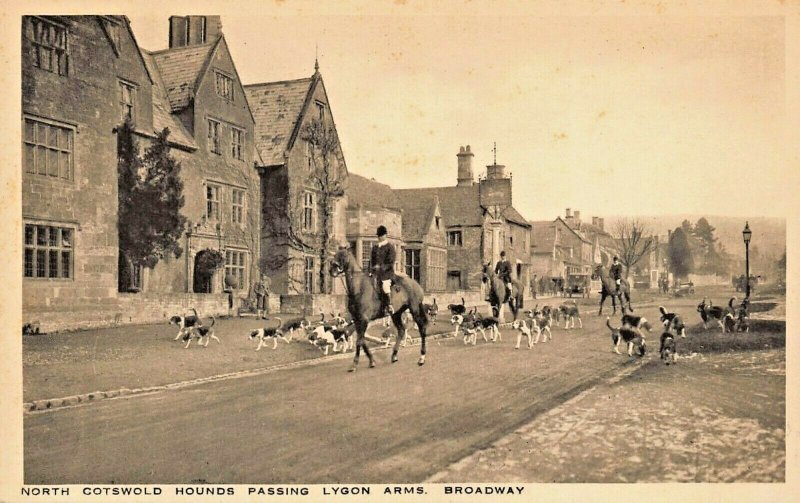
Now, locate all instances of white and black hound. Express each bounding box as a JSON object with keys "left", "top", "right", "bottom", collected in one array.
[
  {"left": 182, "top": 316, "right": 219, "bottom": 348},
  {"left": 511, "top": 319, "right": 533, "bottom": 349},
  {"left": 447, "top": 297, "right": 467, "bottom": 316},
  {"left": 249, "top": 317, "right": 293, "bottom": 351},
  {"left": 170, "top": 307, "right": 203, "bottom": 341},
  {"left": 659, "top": 332, "right": 677, "bottom": 365},
  {"left": 607, "top": 317, "right": 646, "bottom": 357},
  {"left": 620, "top": 313, "right": 652, "bottom": 335},
  {"left": 659, "top": 306, "right": 687, "bottom": 338}
]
